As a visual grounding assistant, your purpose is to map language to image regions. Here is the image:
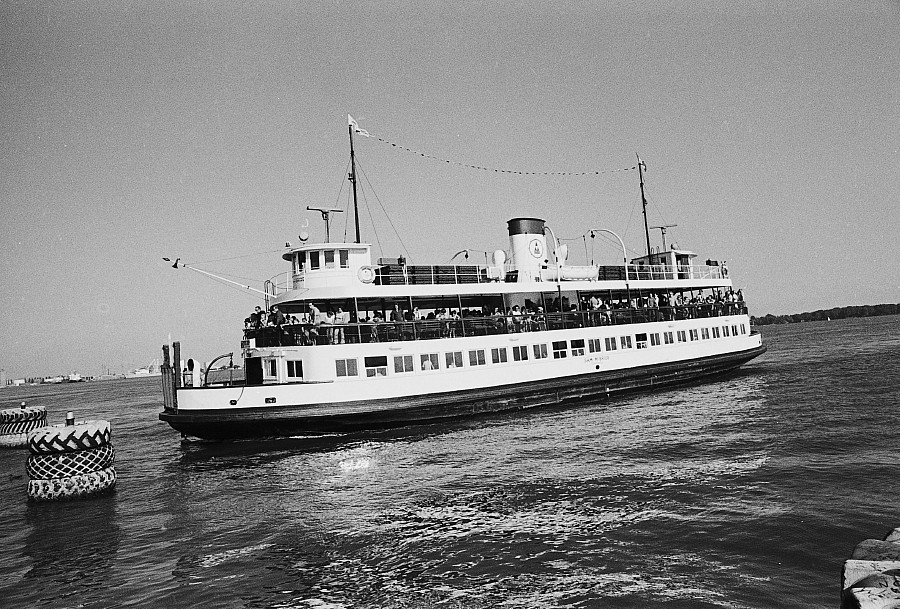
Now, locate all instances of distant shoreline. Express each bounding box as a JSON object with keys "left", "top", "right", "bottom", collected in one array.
[{"left": 752, "top": 304, "right": 900, "bottom": 325}]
